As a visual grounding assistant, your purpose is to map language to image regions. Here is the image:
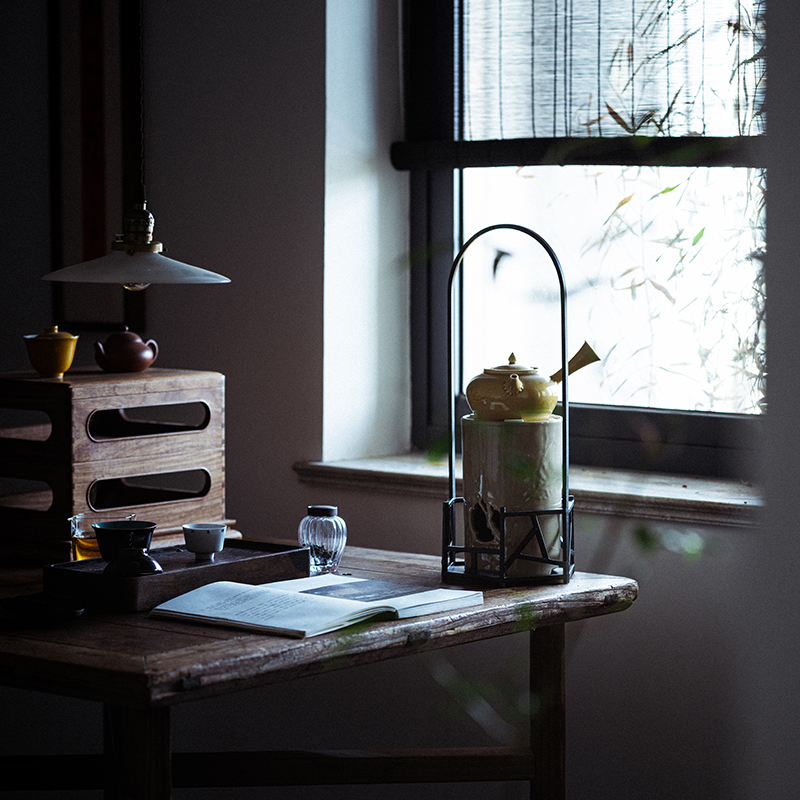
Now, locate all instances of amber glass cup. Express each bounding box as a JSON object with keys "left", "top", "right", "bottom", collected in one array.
[{"left": 69, "top": 512, "right": 136, "bottom": 561}]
